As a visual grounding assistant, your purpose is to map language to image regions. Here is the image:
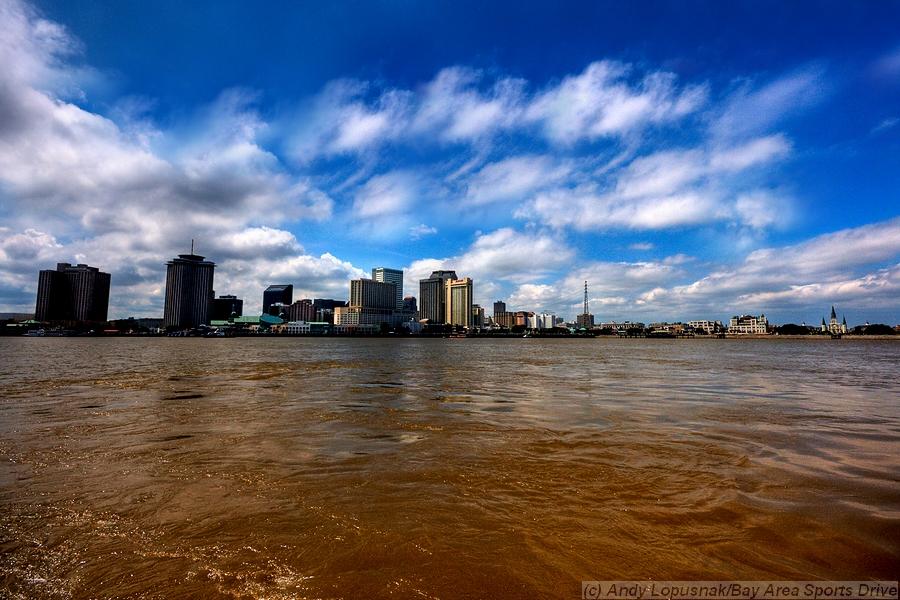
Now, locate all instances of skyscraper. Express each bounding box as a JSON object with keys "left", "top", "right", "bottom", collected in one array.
[
  {"left": 163, "top": 251, "right": 215, "bottom": 329},
  {"left": 334, "top": 278, "right": 398, "bottom": 328},
  {"left": 350, "top": 279, "right": 396, "bottom": 310},
  {"left": 262, "top": 285, "right": 293, "bottom": 316},
  {"left": 371, "top": 267, "right": 403, "bottom": 309},
  {"left": 210, "top": 295, "right": 243, "bottom": 321},
  {"left": 418, "top": 270, "right": 457, "bottom": 323},
  {"left": 493, "top": 300, "right": 506, "bottom": 317},
  {"left": 35, "top": 263, "right": 110, "bottom": 323},
  {"left": 446, "top": 277, "right": 473, "bottom": 328}
]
